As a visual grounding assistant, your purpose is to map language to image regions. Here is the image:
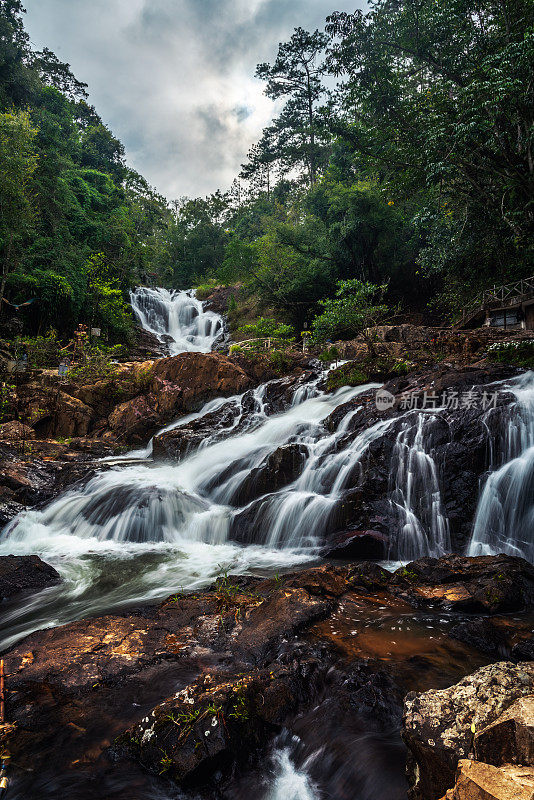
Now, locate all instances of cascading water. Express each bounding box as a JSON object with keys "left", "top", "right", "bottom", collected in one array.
[
  {"left": 130, "top": 286, "right": 223, "bottom": 354},
  {"left": 0, "top": 378, "right": 389, "bottom": 650},
  {"left": 389, "top": 413, "right": 451, "bottom": 561},
  {"left": 468, "top": 371, "right": 534, "bottom": 561}
]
